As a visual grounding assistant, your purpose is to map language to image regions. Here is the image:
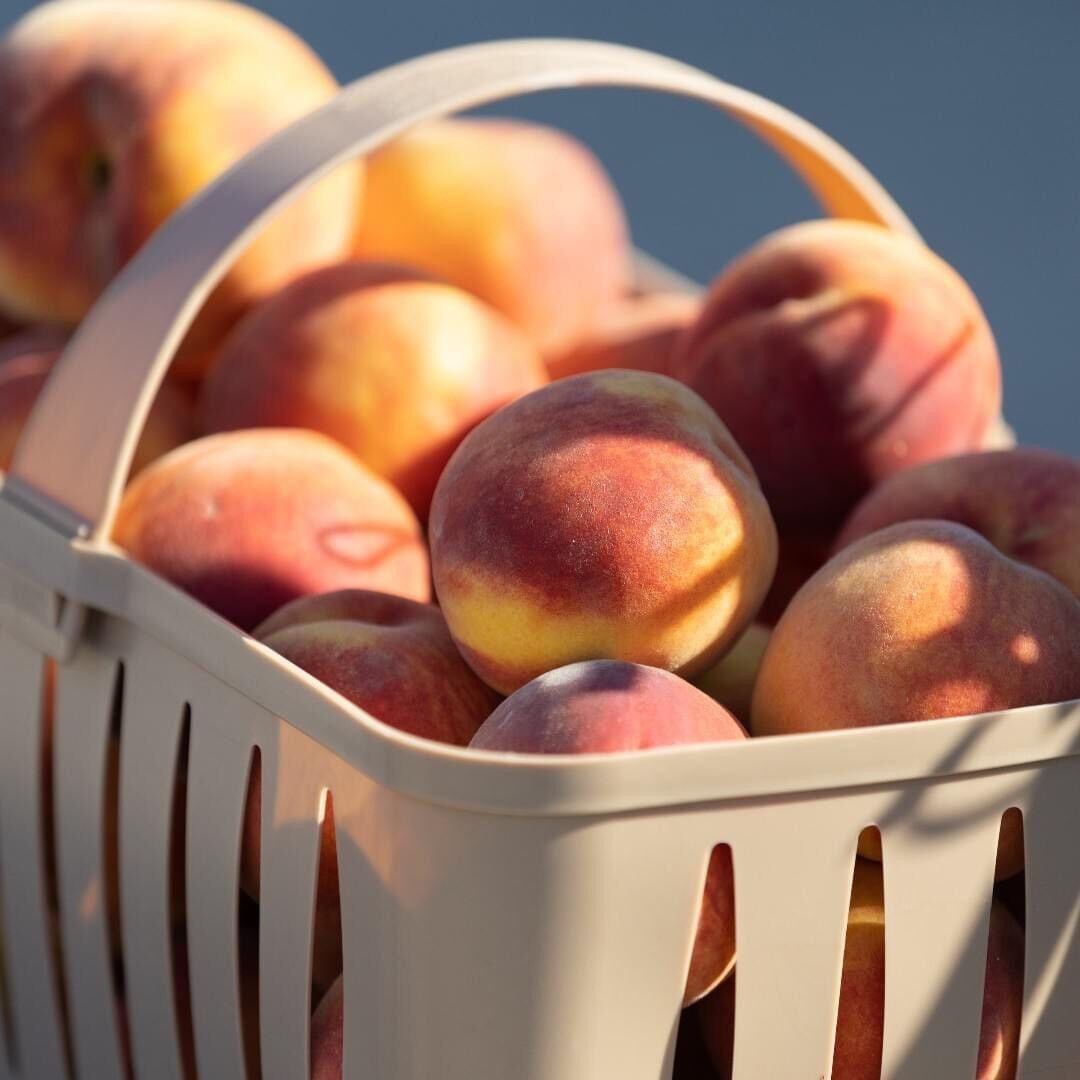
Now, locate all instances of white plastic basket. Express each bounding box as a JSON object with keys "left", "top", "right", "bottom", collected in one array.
[{"left": 0, "top": 39, "right": 1076, "bottom": 1080}]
